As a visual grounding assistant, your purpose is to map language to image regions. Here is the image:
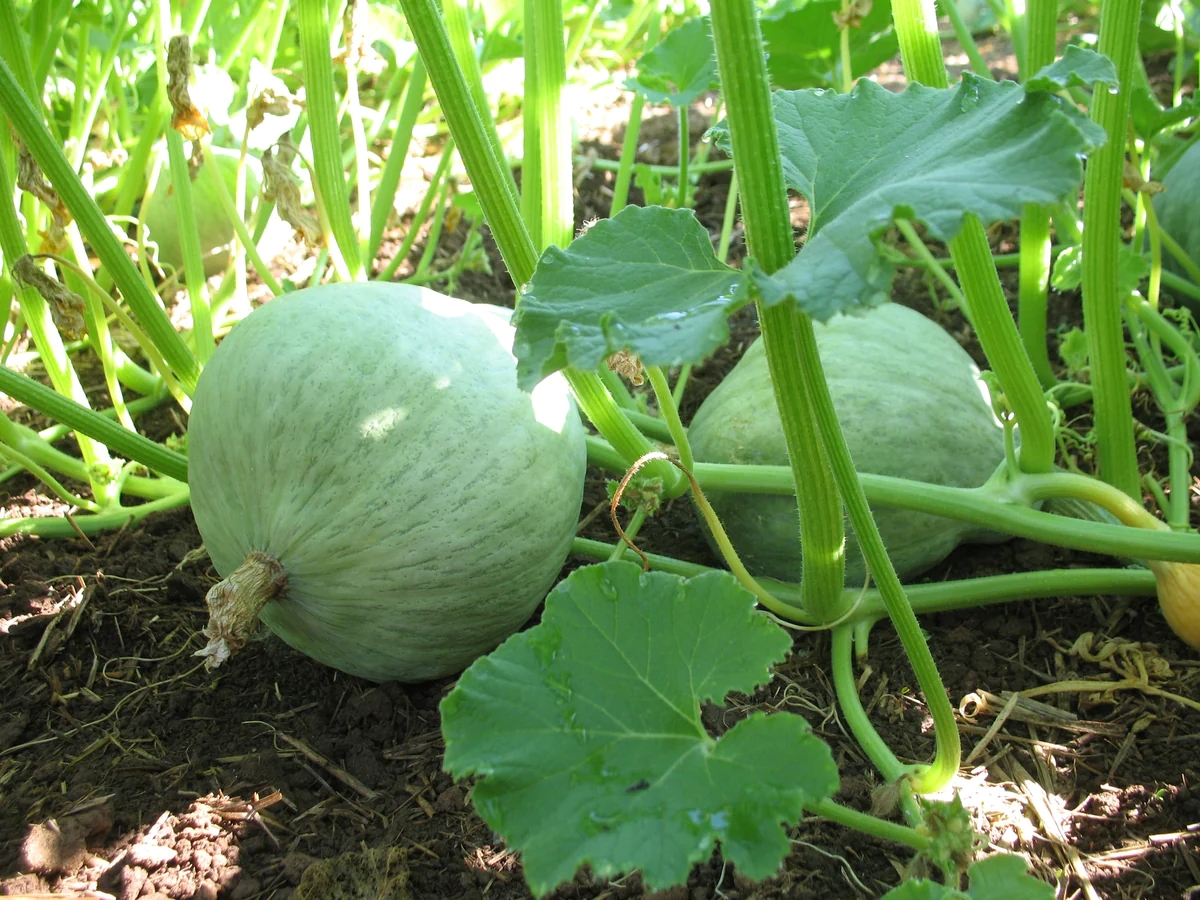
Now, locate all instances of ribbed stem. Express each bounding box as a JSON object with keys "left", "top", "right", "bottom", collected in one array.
[
  {"left": 401, "top": 0, "right": 680, "bottom": 493},
  {"left": 1080, "top": 0, "right": 1144, "bottom": 498},
  {"left": 1017, "top": 205, "right": 1057, "bottom": 387},
  {"left": 298, "top": 0, "right": 363, "bottom": 278},
  {"left": 369, "top": 56, "right": 427, "bottom": 263},
  {"left": 710, "top": 0, "right": 847, "bottom": 621},
  {"left": 952, "top": 220, "right": 1055, "bottom": 472},
  {"left": 525, "top": 0, "right": 573, "bottom": 250},
  {"left": 0, "top": 365, "right": 189, "bottom": 482}
]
